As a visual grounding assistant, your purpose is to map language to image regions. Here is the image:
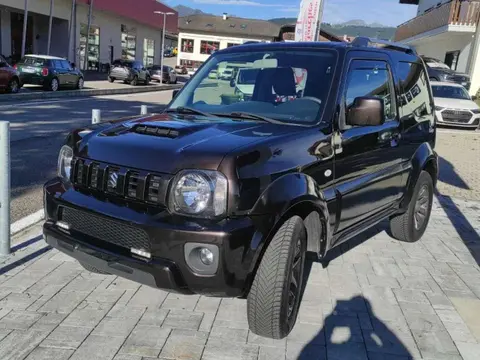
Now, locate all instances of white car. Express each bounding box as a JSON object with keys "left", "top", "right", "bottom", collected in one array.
[
  {"left": 432, "top": 81, "right": 480, "bottom": 128},
  {"left": 221, "top": 69, "right": 233, "bottom": 80}
]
